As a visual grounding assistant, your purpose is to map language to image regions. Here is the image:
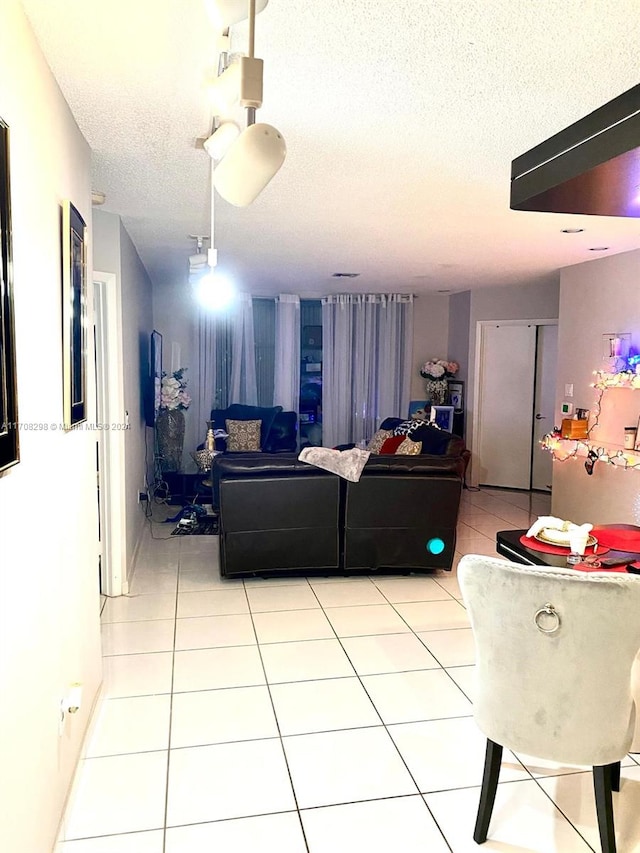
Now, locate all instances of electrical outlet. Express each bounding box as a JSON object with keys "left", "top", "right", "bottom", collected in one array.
[
  {"left": 565, "top": 383, "right": 574, "bottom": 397},
  {"left": 138, "top": 491, "right": 148, "bottom": 503}
]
